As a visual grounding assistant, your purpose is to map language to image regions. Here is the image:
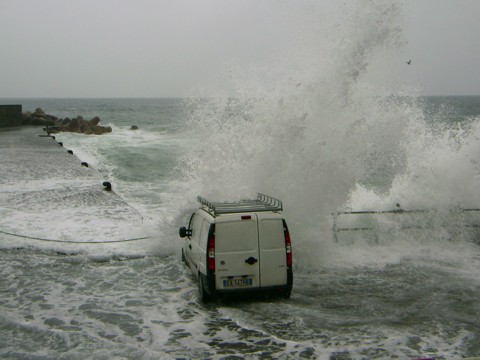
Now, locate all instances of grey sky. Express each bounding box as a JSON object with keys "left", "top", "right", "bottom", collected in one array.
[
  {"left": 0, "top": 0, "right": 479, "bottom": 98},
  {"left": 401, "top": 0, "right": 480, "bottom": 95}
]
